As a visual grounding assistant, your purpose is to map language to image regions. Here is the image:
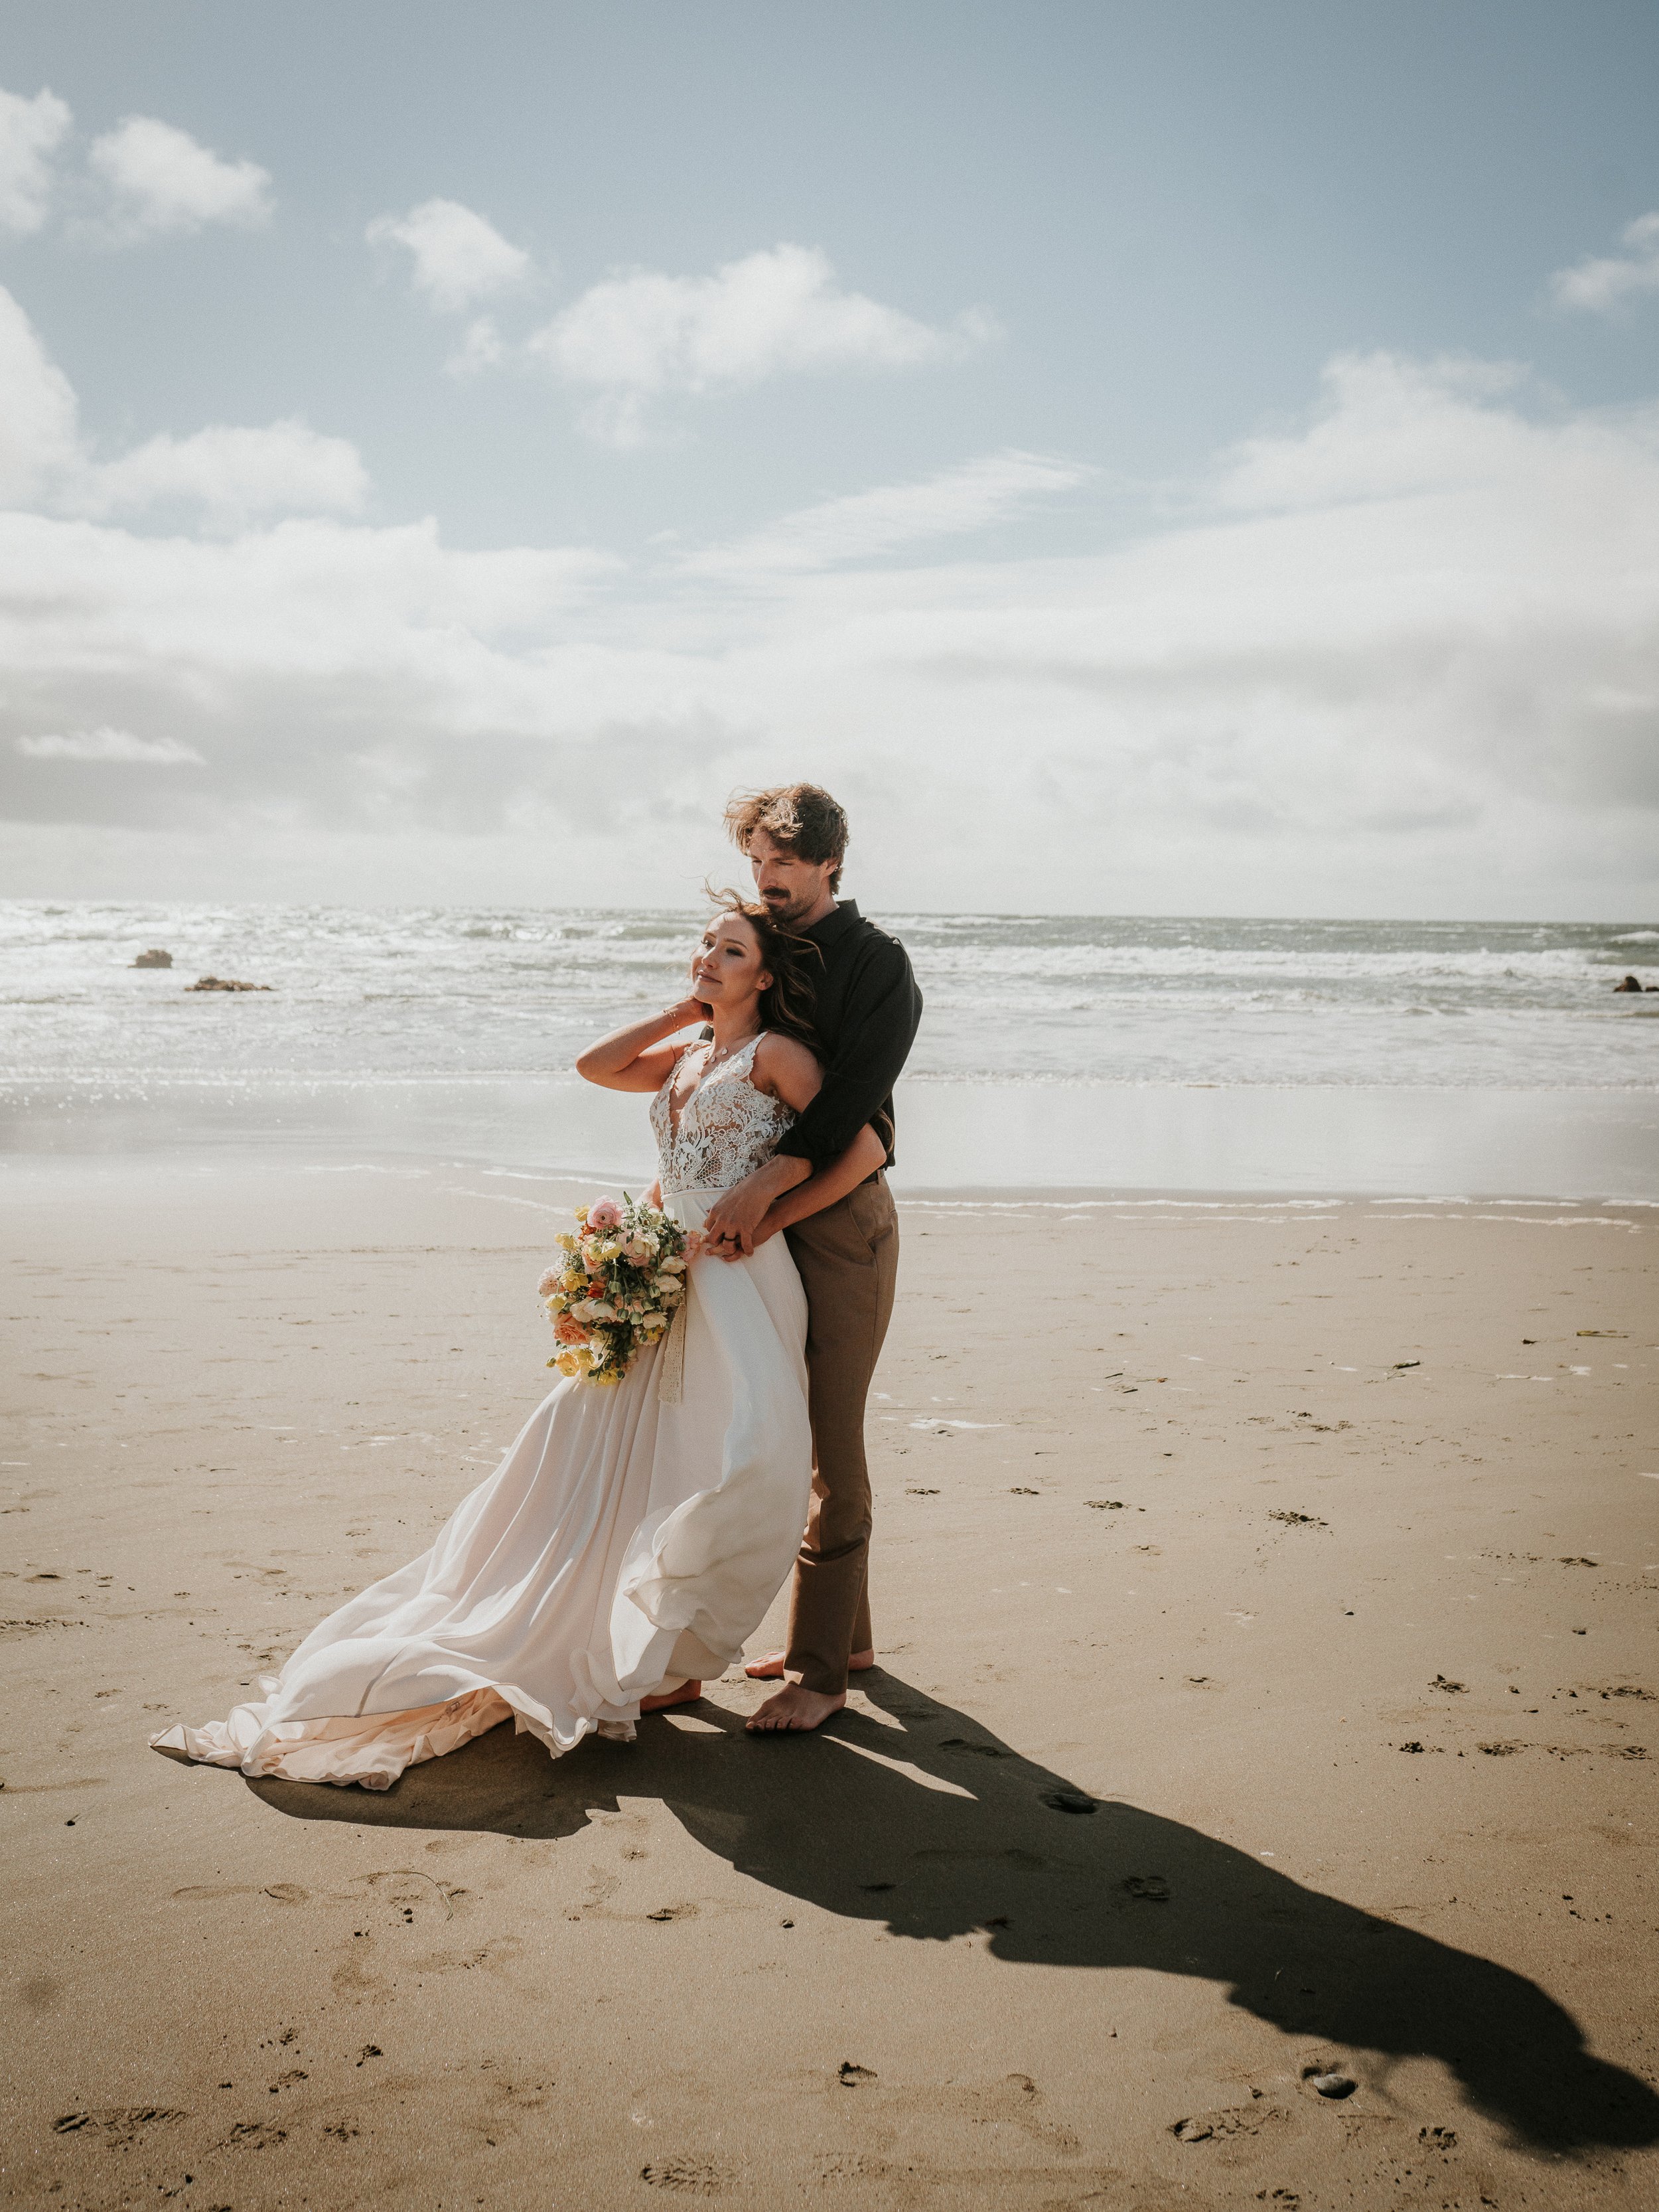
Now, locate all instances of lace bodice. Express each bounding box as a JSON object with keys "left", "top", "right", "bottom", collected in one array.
[{"left": 650, "top": 1033, "right": 795, "bottom": 1196}]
